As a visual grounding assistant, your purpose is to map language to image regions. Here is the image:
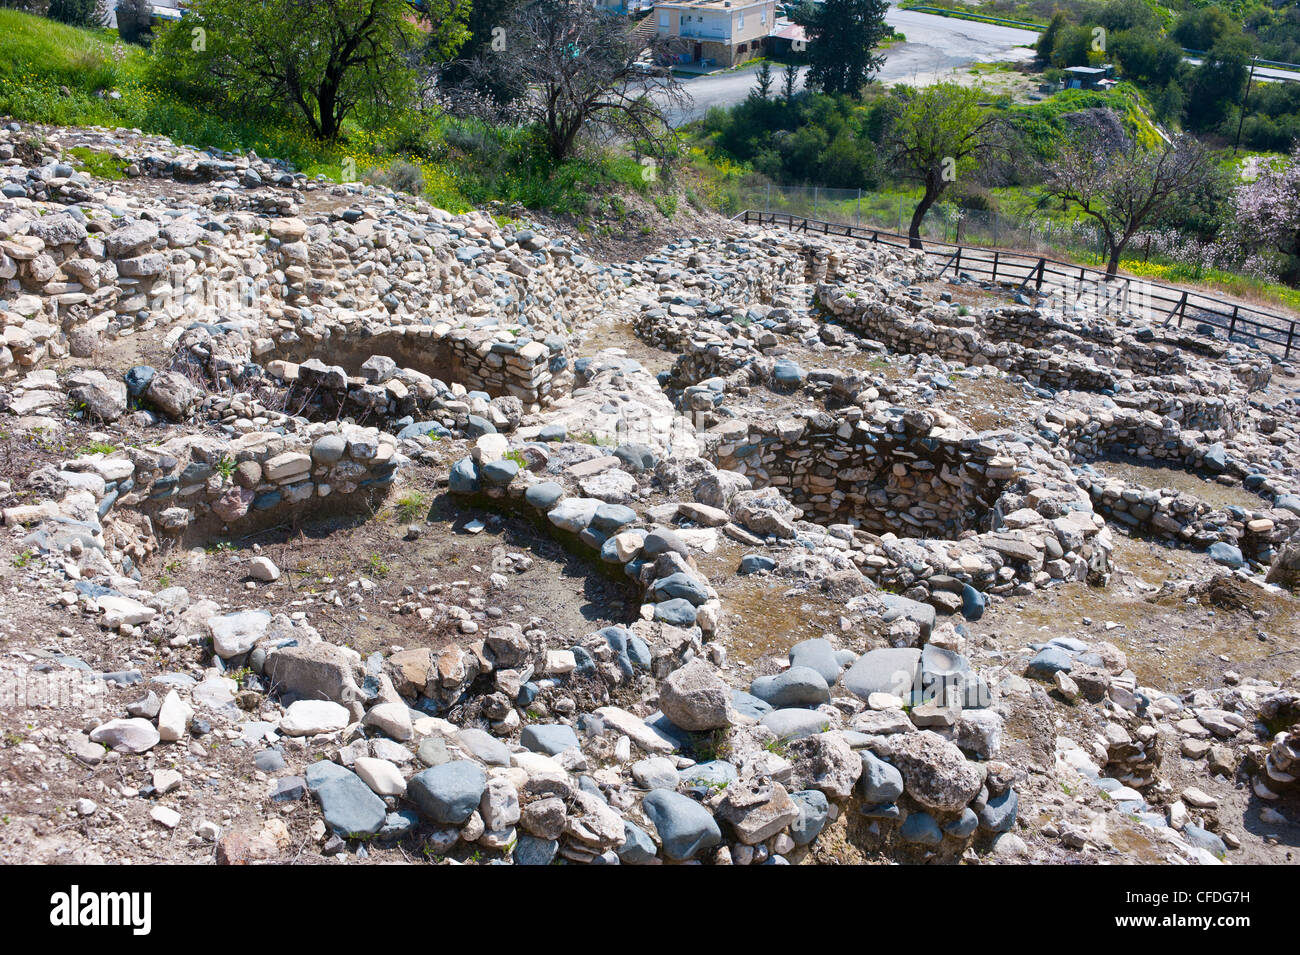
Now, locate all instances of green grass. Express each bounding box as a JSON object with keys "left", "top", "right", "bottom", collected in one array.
[
  {"left": 571, "top": 430, "right": 617, "bottom": 448},
  {"left": 691, "top": 728, "right": 733, "bottom": 762},
  {"left": 899, "top": 0, "right": 1047, "bottom": 28},
  {"left": 1082, "top": 255, "right": 1300, "bottom": 313},
  {"left": 394, "top": 490, "right": 428, "bottom": 523},
  {"left": 0, "top": 13, "right": 134, "bottom": 92},
  {"left": 1008, "top": 84, "right": 1165, "bottom": 155},
  {"left": 67, "top": 146, "right": 129, "bottom": 180},
  {"left": 0, "top": 9, "right": 679, "bottom": 219},
  {"left": 0, "top": 10, "right": 365, "bottom": 184}
]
